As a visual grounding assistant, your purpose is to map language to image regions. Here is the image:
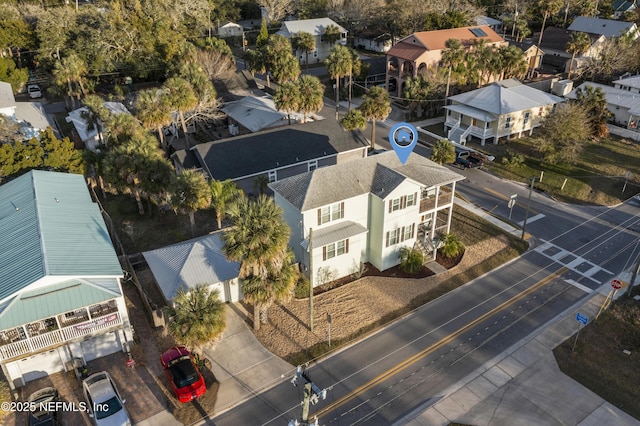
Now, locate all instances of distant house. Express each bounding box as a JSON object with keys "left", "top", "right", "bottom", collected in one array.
[
  {"left": 0, "top": 81, "right": 52, "bottom": 141},
  {"left": 65, "top": 102, "right": 130, "bottom": 152},
  {"left": 276, "top": 18, "right": 347, "bottom": 64},
  {"left": 354, "top": 30, "right": 395, "bottom": 53},
  {"left": 567, "top": 16, "right": 638, "bottom": 38},
  {"left": 510, "top": 40, "right": 545, "bottom": 79},
  {"left": 142, "top": 233, "right": 241, "bottom": 304},
  {"left": 612, "top": 0, "right": 637, "bottom": 18},
  {"left": 567, "top": 79, "right": 640, "bottom": 130},
  {"left": 221, "top": 95, "right": 306, "bottom": 134},
  {"left": 474, "top": 16, "right": 503, "bottom": 34},
  {"left": 444, "top": 79, "right": 564, "bottom": 145},
  {"left": 171, "top": 117, "right": 368, "bottom": 195},
  {"left": 269, "top": 152, "right": 464, "bottom": 283},
  {"left": 217, "top": 21, "right": 243, "bottom": 38},
  {"left": 0, "top": 170, "right": 133, "bottom": 389},
  {"left": 385, "top": 26, "right": 507, "bottom": 97}
]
